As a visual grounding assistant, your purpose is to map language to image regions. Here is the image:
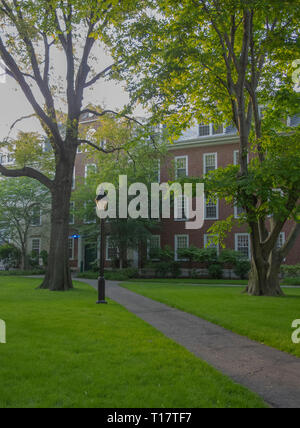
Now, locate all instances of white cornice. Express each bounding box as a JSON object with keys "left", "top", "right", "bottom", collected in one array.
[{"left": 168, "top": 134, "right": 240, "bottom": 150}]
